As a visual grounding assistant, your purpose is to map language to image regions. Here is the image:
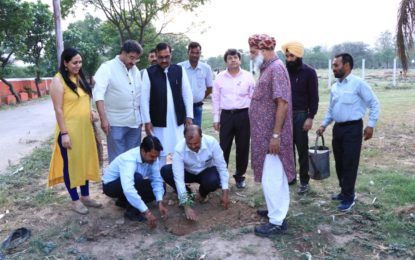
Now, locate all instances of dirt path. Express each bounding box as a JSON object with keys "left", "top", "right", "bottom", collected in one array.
[{"left": 0, "top": 99, "right": 55, "bottom": 174}]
